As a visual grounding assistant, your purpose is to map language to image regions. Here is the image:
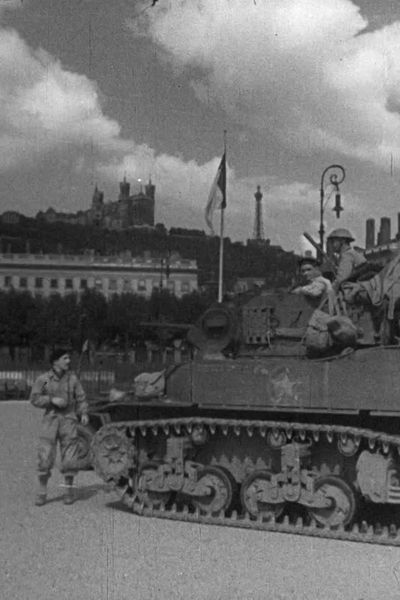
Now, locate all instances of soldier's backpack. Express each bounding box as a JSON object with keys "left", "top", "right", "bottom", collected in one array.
[{"left": 304, "top": 292, "right": 359, "bottom": 354}]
